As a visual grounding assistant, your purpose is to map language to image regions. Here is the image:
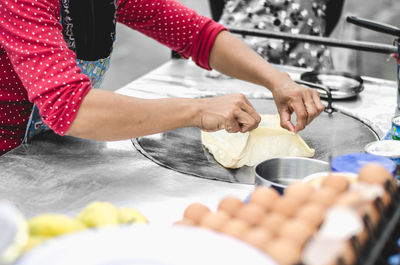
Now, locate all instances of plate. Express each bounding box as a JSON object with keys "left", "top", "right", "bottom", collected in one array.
[
  {"left": 15, "top": 225, "right": 277, "bottom": 265},
  {"left": 302, "top": 171, "right": 358, "bottom": 188}
]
